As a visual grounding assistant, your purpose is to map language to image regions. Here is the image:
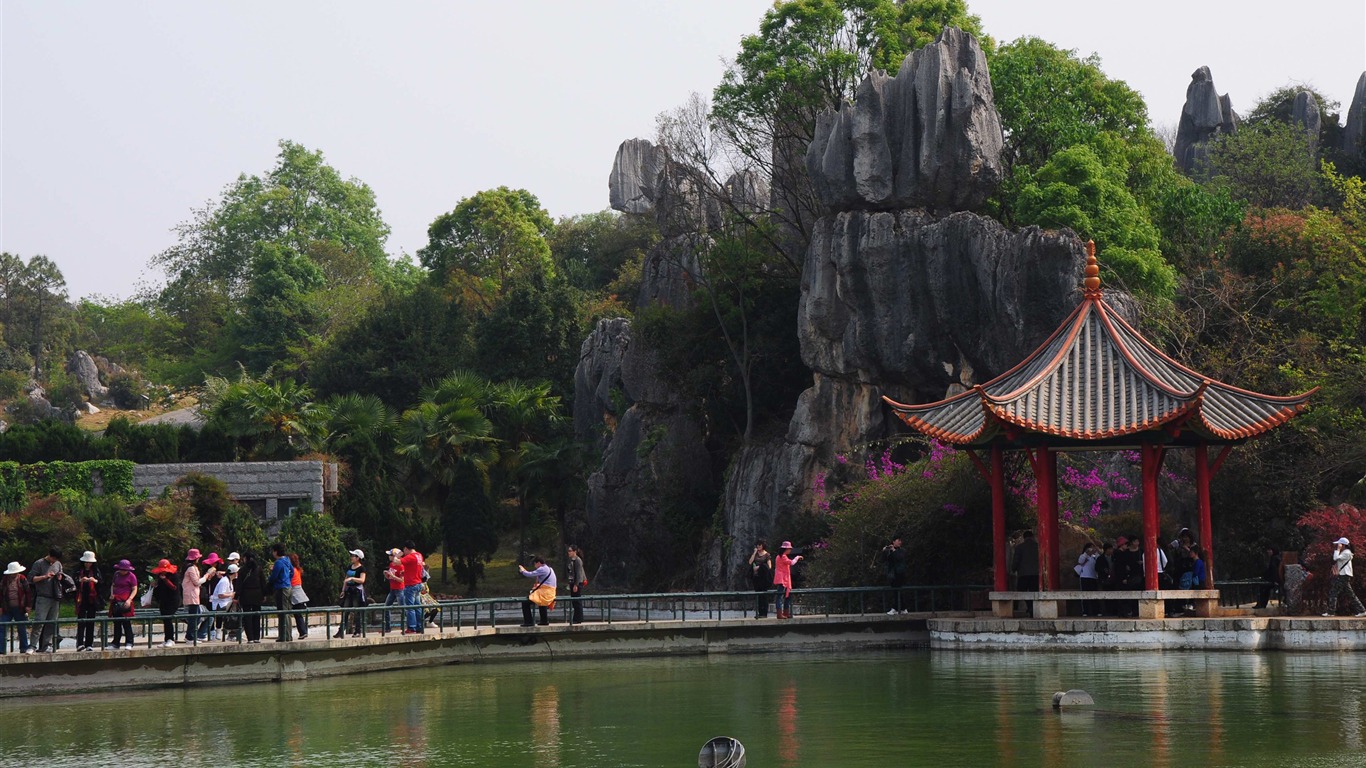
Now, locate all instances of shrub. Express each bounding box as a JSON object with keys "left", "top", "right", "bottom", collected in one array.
[
  {"left": 0, "top": 370, "right": 28, "bottom": 401},
  {"left": 278, "top": 508, "right": 348, "bottom": 607},
  {"left": 107, "top": 372, "right": 150, "bottom": 410}
]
